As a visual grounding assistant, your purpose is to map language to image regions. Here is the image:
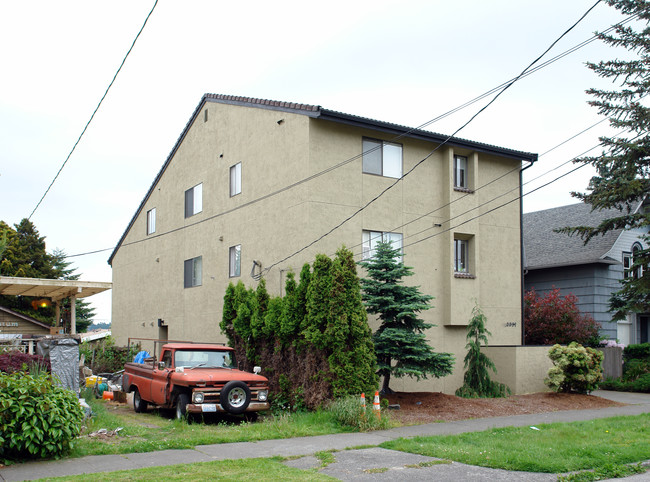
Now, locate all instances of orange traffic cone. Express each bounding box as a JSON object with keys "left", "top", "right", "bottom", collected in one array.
[
  {"left": 373, "top": 391, "right": 381, "bottom": 419},
  {"left": 360, "top": 393, "right": 366, "bottom": 418}
]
